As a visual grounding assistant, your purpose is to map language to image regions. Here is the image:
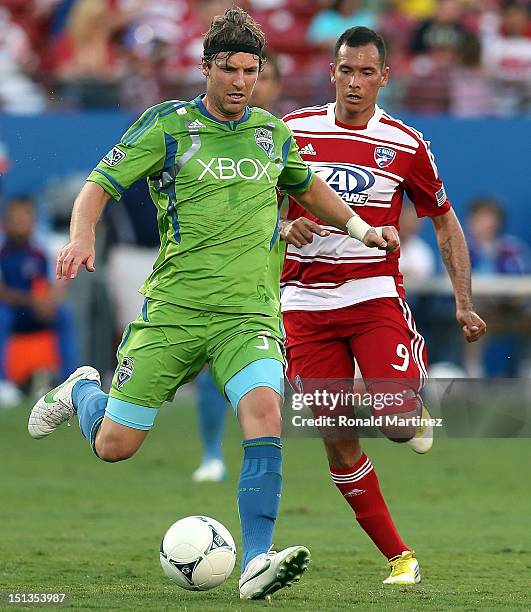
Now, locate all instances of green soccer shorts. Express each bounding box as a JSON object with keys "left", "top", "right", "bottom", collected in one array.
[{"left": 109, "top": 297, "right": 285, "bottom": 414}]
